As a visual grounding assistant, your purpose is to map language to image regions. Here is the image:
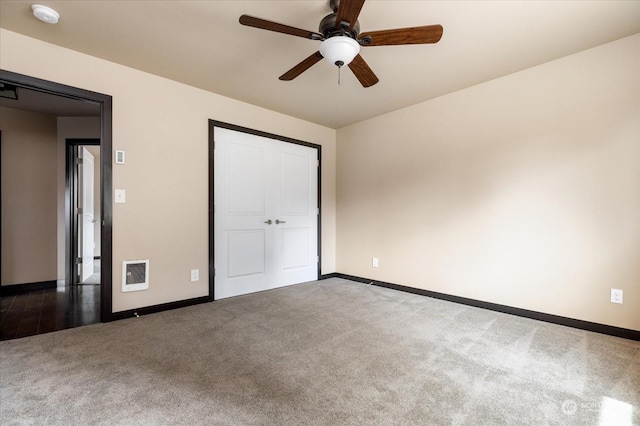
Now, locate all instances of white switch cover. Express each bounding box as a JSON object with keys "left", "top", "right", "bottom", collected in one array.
[
  {"left": 372, "top": 257, "right": 379, "bottom": 268},
  {"left": 115, "top": 189, "right": 126, "bottom": 203},
  {"left": 190, "top": 269, "right": 199, "bottom": 282}
]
